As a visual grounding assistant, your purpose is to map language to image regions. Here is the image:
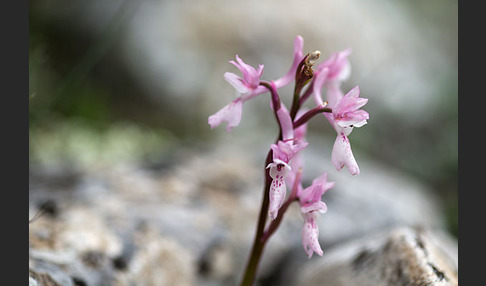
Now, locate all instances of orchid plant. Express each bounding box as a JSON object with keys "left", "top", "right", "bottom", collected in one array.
[{"left": 208, "top": 35, "right": 369, "bottom": 286}]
